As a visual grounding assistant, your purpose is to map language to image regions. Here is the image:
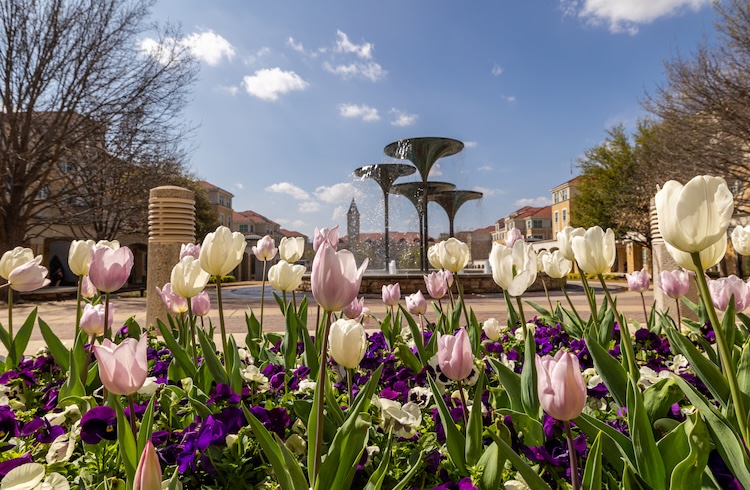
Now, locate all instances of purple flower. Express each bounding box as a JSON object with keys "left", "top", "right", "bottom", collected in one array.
[
  {"left": 248, "top": 406, "right": 290, "bottom": 439},
  {"left": 80, "top": 406, "right": 117, "bottom": 444},
  {"left": 0, "top": 453, "right": 33, "bottom": 478},
  {"left": 20, "top": 417, "right": 65, "bottom": 443},
  {"left": 0, "top": 406, "right": 19, "bottom": 439}
]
